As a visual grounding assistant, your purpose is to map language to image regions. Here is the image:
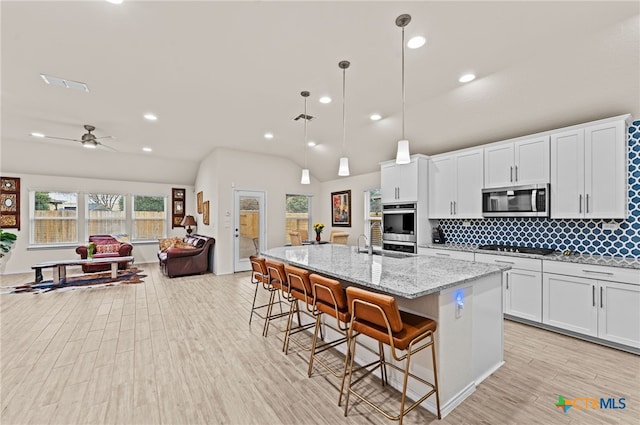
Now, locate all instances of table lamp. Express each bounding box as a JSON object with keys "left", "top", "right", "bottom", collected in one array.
[{"left": 181, "top": 215, "right": 197, "bottom": 236}]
